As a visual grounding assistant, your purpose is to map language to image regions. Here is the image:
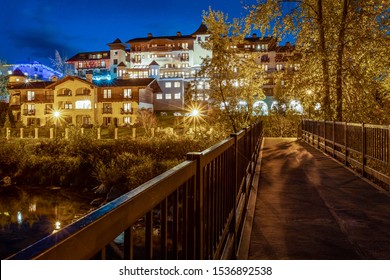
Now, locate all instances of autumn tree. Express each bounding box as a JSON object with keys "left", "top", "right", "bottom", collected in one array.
[
  {"left": 247, "top": 0, "right": 390, "bottom": 123},
  {"left": 137, "top": 108, "right": 158, "bottom": 136},
  {"left": 200, "top": 9, "right": 266, "bottom": 133}
]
